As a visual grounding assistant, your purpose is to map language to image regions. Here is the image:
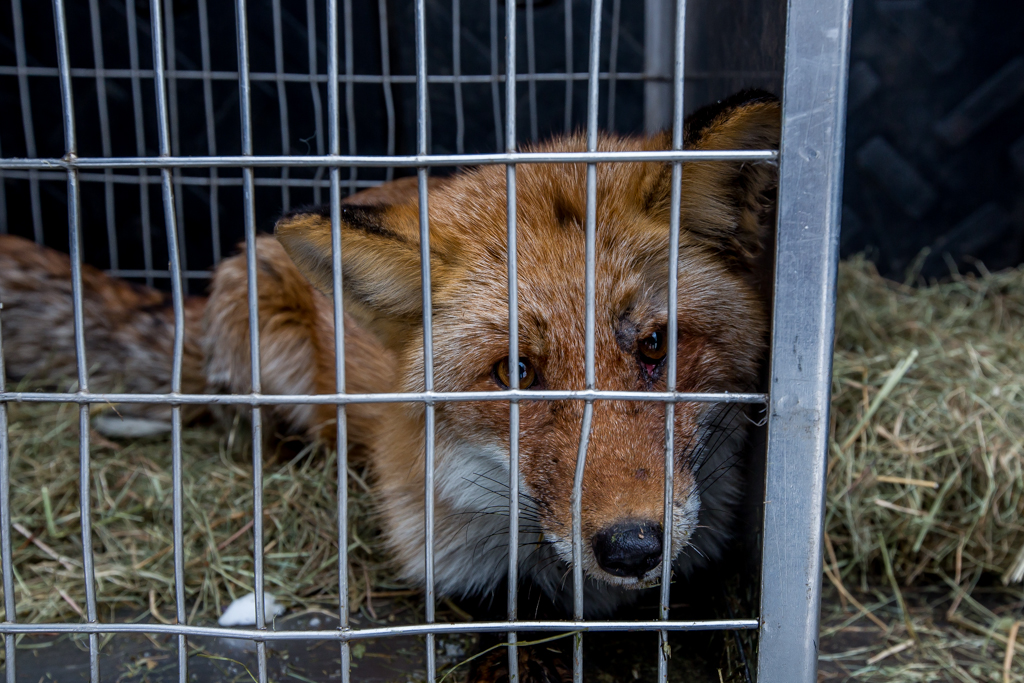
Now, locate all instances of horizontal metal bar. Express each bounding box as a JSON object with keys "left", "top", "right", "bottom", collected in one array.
[
  {"left": 0, "top": 169, "right": 383, "bottom": 189},
  {"left": 0, "top": 389, "right": 767, "bottom": 406},
  {"left": 0, "top": 149, "right": 777, "bottom": 170},
  {"left": 0, "top": 65, "right": 779, "bottom": 83},
  {"left": 103, "top": 269, "right": 212, "bottom": 279},
  {"left": 0, "top": 619, "right": 759, "bottom": 640},
  {"left": 0, "top": 65, "right": 650, "bottom": 84}
]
